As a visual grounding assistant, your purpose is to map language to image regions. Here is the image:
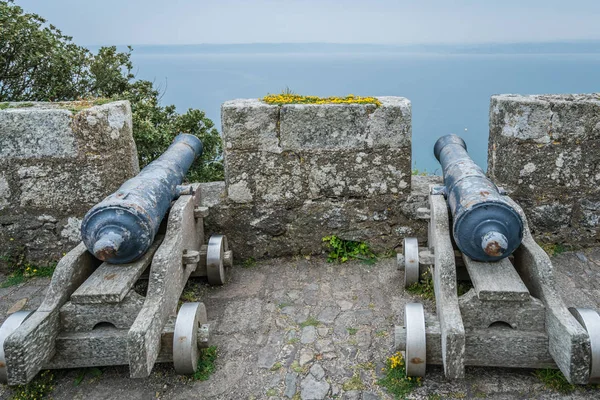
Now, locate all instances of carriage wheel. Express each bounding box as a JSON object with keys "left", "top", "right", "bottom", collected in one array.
[
  {"left": 173, "top": 302, "right": 208, "bottom": 375},
  {"left": 404, "top": 237, "right": 420, "bottom": 288},
  {"left": 570, "top": 307, "right": 600, "bottom": 384},
  {"left": 207, "top": 234, "right": 229, "bottom": 285},
  {"left": 404, "top": 303, "right": 427, "bottom": 377}
]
